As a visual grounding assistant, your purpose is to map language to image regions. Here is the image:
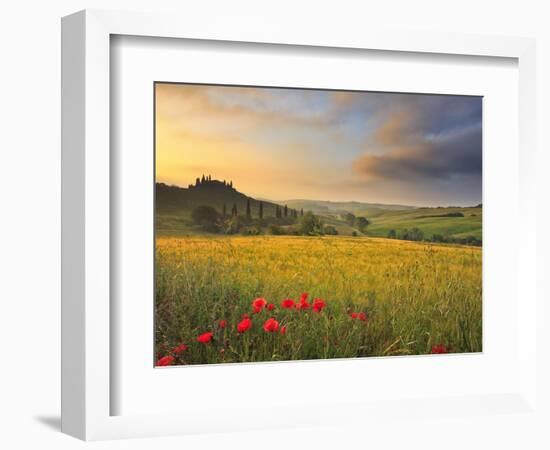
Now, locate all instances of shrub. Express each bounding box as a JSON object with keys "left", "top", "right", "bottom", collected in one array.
[
  {"left": 191, "top": 205, "right": 220, "bottom": 232},
  {"left": 324, "top": 225, "right": 338, "bottom": 235}
]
